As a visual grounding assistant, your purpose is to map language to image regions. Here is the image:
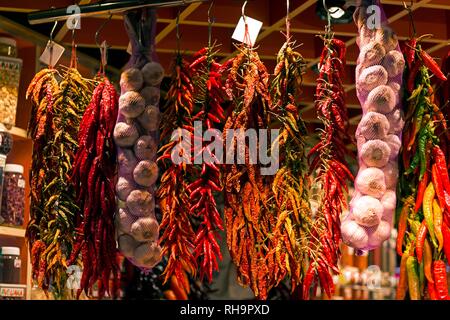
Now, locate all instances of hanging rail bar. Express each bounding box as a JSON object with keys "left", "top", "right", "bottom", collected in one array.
[{"left": 28, "top": 0, "right": 208, "bottom": 25}]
